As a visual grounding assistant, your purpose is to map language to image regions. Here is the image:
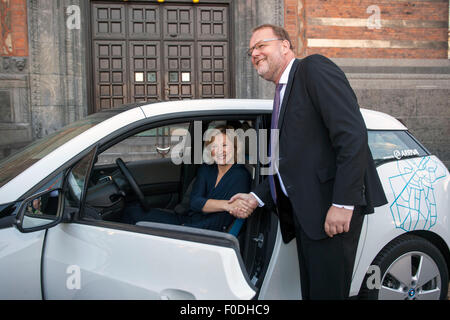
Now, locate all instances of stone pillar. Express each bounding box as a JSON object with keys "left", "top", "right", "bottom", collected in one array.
[
  {"left": 233, "top": 0, "right": 284, "bottom": 99},
  {"left": 27, "top": 0, "right": 87, "bottom": 139}
]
